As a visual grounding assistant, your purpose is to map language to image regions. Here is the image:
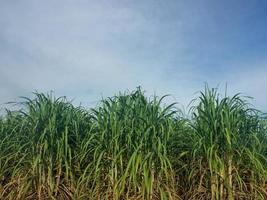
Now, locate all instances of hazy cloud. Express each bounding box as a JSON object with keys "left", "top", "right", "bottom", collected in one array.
[{"left": 0, "top": 0, "right": 266, "bottom": 111}]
